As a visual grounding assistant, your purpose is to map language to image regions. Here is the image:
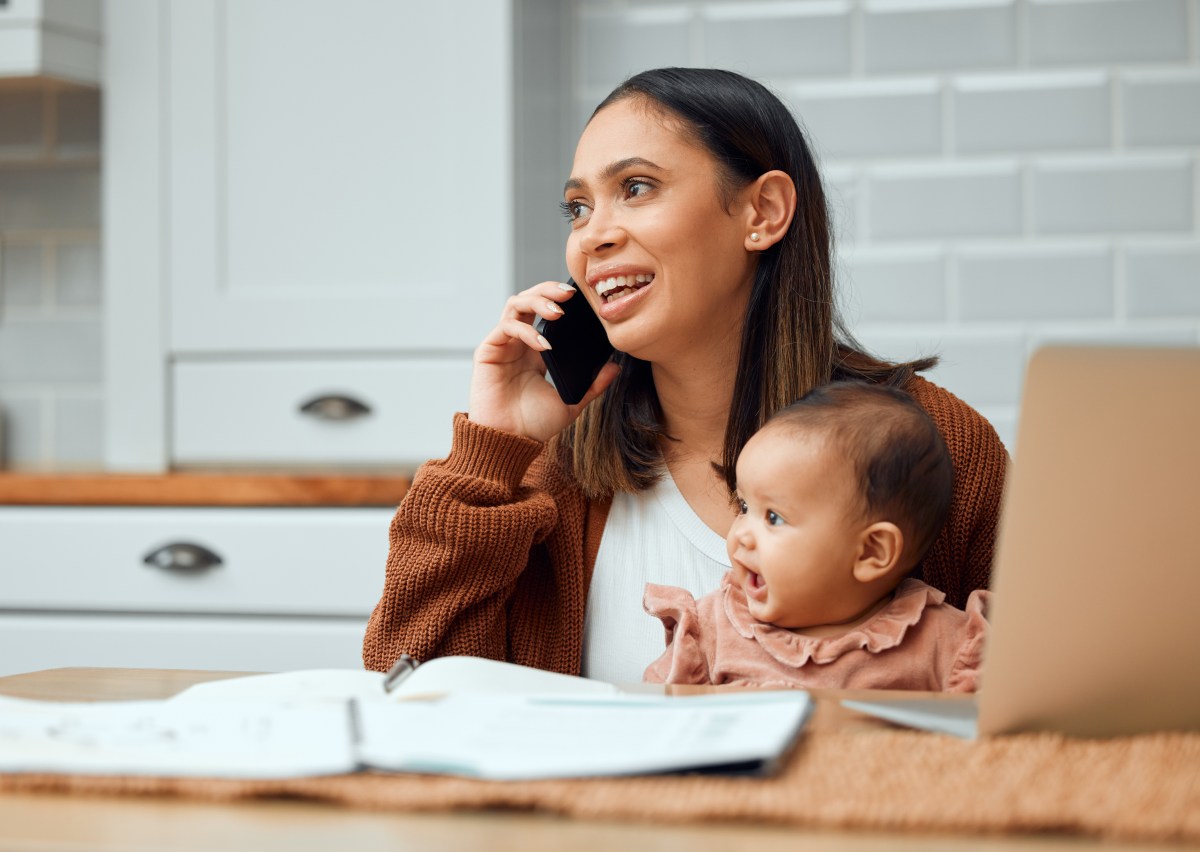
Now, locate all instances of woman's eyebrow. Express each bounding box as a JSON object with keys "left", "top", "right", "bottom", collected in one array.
[{"left": 563, "top": 157, "right": 664, "bottom": 195}]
